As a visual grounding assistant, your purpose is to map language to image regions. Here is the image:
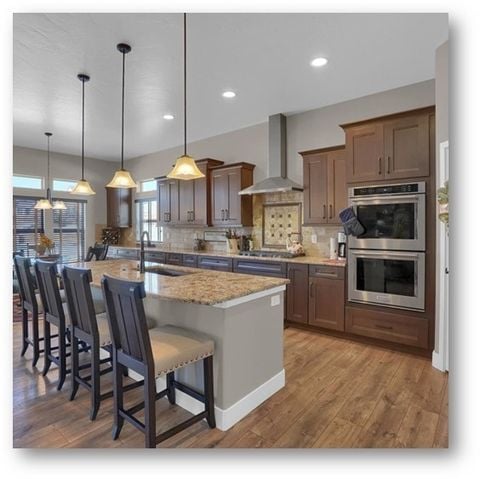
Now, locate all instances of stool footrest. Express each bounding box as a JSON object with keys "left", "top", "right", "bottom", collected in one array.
[{"left": 155, "top": 411, "right": 208, "bottom": 445}]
